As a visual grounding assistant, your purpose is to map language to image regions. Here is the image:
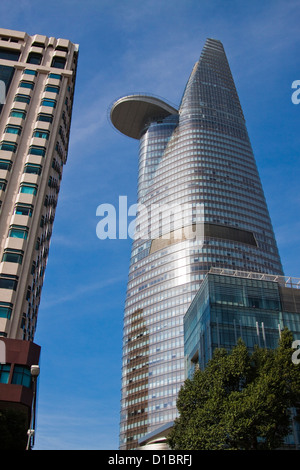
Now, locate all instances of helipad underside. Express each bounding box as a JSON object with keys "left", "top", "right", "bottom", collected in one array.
[{"left": 110, "top": 94, "right": 178, "bottom": 139}]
